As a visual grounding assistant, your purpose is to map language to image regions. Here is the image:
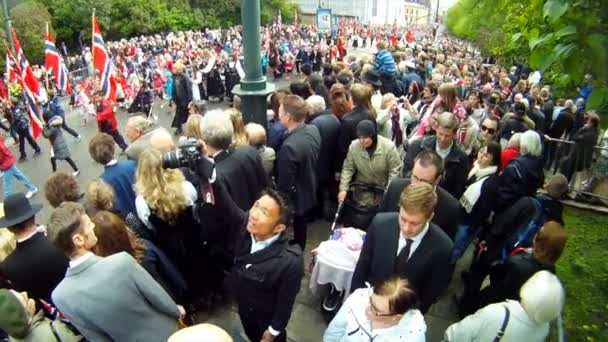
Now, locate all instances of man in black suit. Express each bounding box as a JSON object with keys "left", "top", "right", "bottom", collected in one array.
[
  {"left": 380, "top": 150, "right": 461, "bottom": 240},
  {"left": 0, "top": 193, "right": 68, "bottom": 303},
  {"left": 218, "top": 186, "right": 303, "bottom": 342},
  {"left": 334, "top": 84, "right": 375, "bottom": 177},
  {"left": 351, "top": 183, "right": 453, "bottom": 313},
  {"left": 202, "top": 109, "right": 267, "bottom": 212},
  {"left": 403, "top": 112, "right": 469, "bottom": 199},
  {"left": 276, "top": 95, "right": 321, "bottom": 250}
]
